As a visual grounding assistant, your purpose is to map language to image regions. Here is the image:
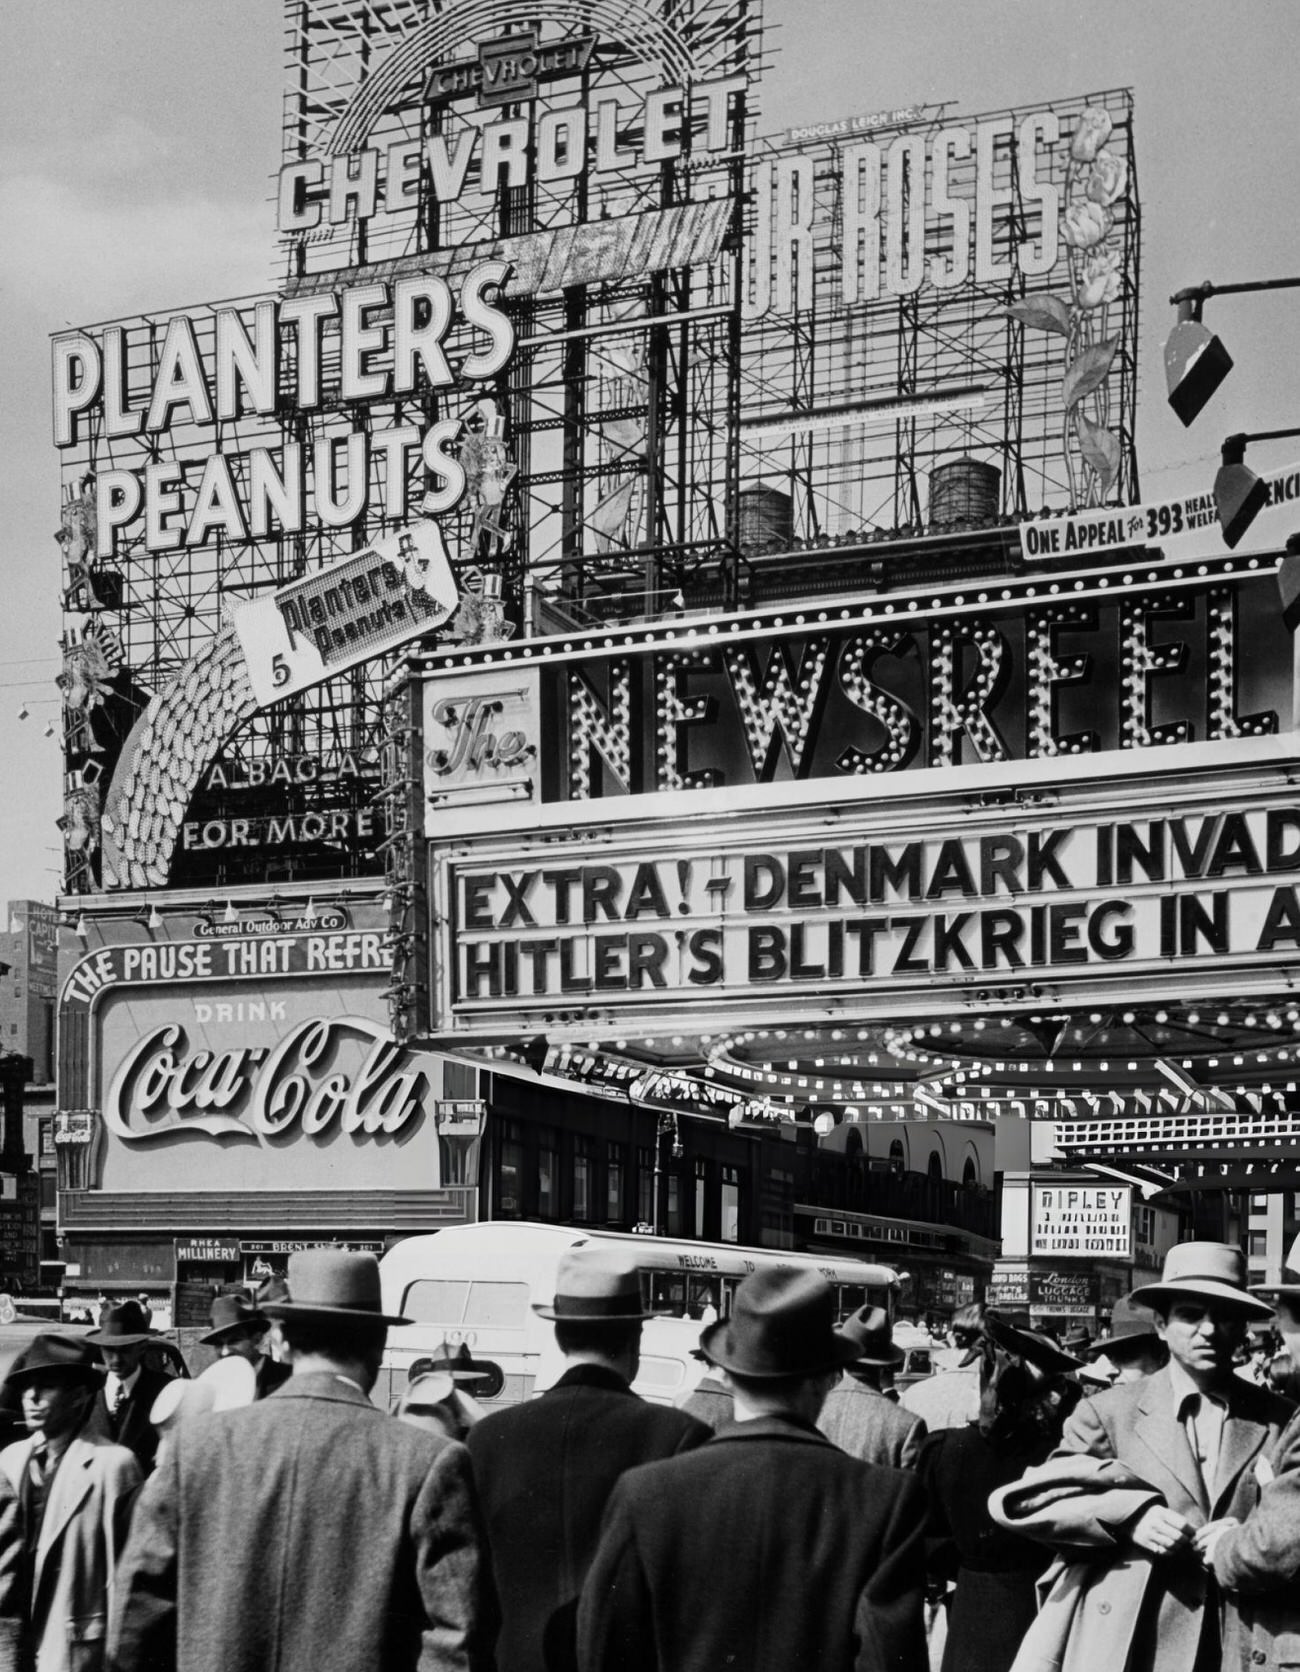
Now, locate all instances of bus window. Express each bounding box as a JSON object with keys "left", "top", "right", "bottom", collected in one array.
[
  {"left": 836, "top": 1285, "right": 868, "bottom": 1320},
  {"left": 648, "top": 1274, "right": 689, "bottom": 1317},
  {"left": 686, "top": 1278, "right": 721, "bottom": 1319},
  {"left": 463, "top": 1281, "right": 531, "bottom": 1330},
  {"left": 402, "top": 1280, "right": 470, "bottom": 1325}
]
